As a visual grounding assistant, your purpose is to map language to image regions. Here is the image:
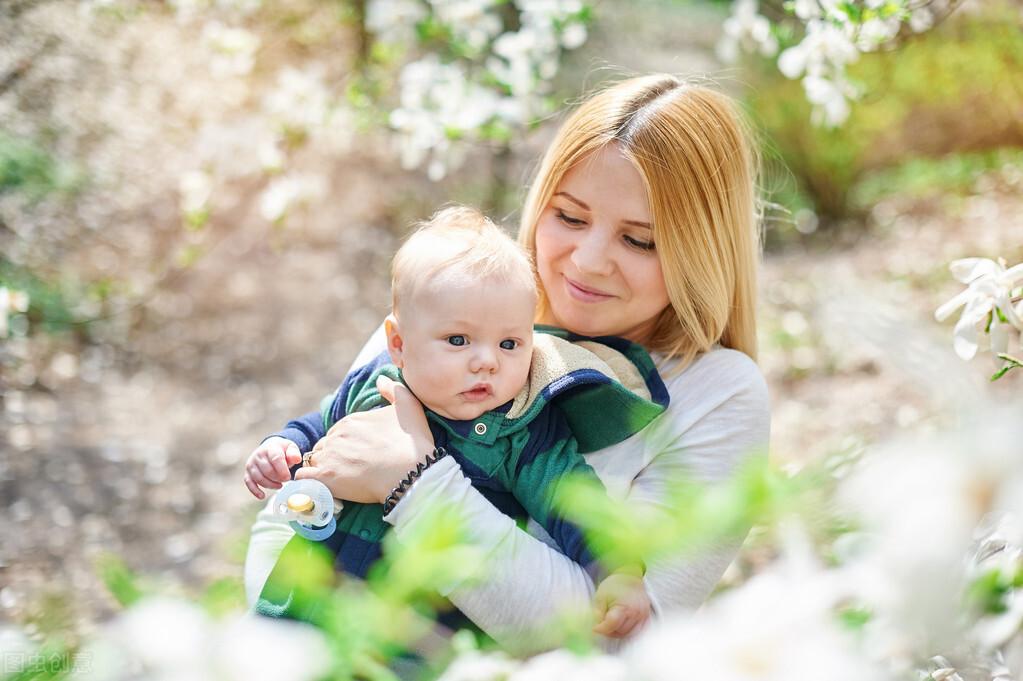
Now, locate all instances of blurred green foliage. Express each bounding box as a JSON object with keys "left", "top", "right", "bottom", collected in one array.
[
  {"left": 0, "top": 131, "right": 81, "bottom": 200},
  {"left": 0, "top": 260, "right": 79, "bottom": 336},
  {"left": 749, "top": 2, "right": 1023, "bottom": 236},
  {"left": 851, "top": 148, "right": 1023, "bottom": 206}
]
